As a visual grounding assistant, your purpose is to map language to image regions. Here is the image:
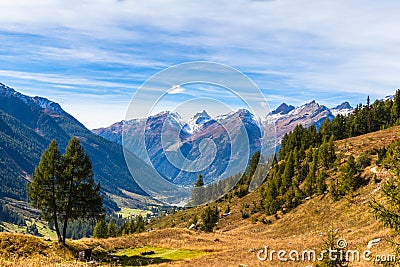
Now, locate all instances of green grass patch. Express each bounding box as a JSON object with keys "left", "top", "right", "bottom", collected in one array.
[
  {"left": 2, "top": 220, "right": 57, "bottom": 240},
  {"left": 2, "top": 222, "right": 25, "bottom": 233},
  {"left": 32, "top": 220, "right": 57, "bottom": 239},
  {"left": 110, "top": 245, "right": 207, "bottom": 266},
  {"left": 116, "top": 207, "right": 152, "bottom": 219}
]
